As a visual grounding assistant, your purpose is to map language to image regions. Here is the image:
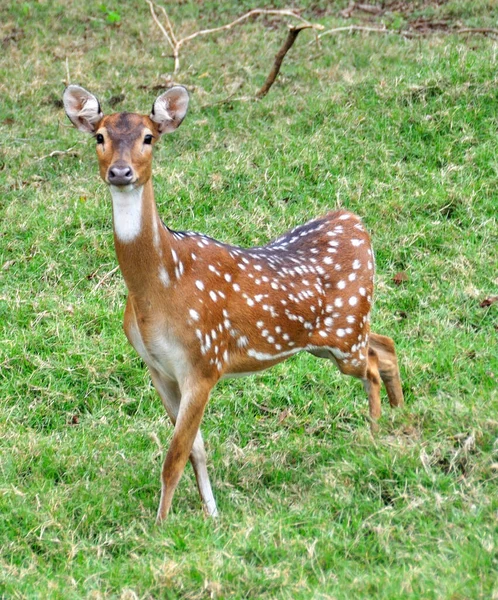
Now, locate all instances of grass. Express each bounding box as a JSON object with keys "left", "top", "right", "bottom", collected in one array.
[{"left": 1, "top": 0, "right": 497, "bottom": 598}]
